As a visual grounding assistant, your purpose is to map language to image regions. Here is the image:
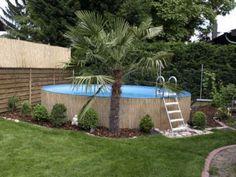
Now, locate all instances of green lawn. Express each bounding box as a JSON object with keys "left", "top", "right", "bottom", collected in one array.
[{"left": 1, "top": 119, "right": 236, "bottom": 177}]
